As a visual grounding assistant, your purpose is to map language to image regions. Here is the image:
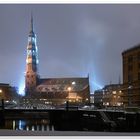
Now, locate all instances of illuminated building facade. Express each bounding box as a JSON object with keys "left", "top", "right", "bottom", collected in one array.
[
  {"left": 25, "top": 16, "right": 90, "bottom": 105},
  {"left": 122, "top": 45, "right": 140, "bottom": 106},
  {"left": 94, "top": 84, "right": 123, "bottom": 107},
  {"left": 102, "top": 84, "right": 123, "bottom": 107}
]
